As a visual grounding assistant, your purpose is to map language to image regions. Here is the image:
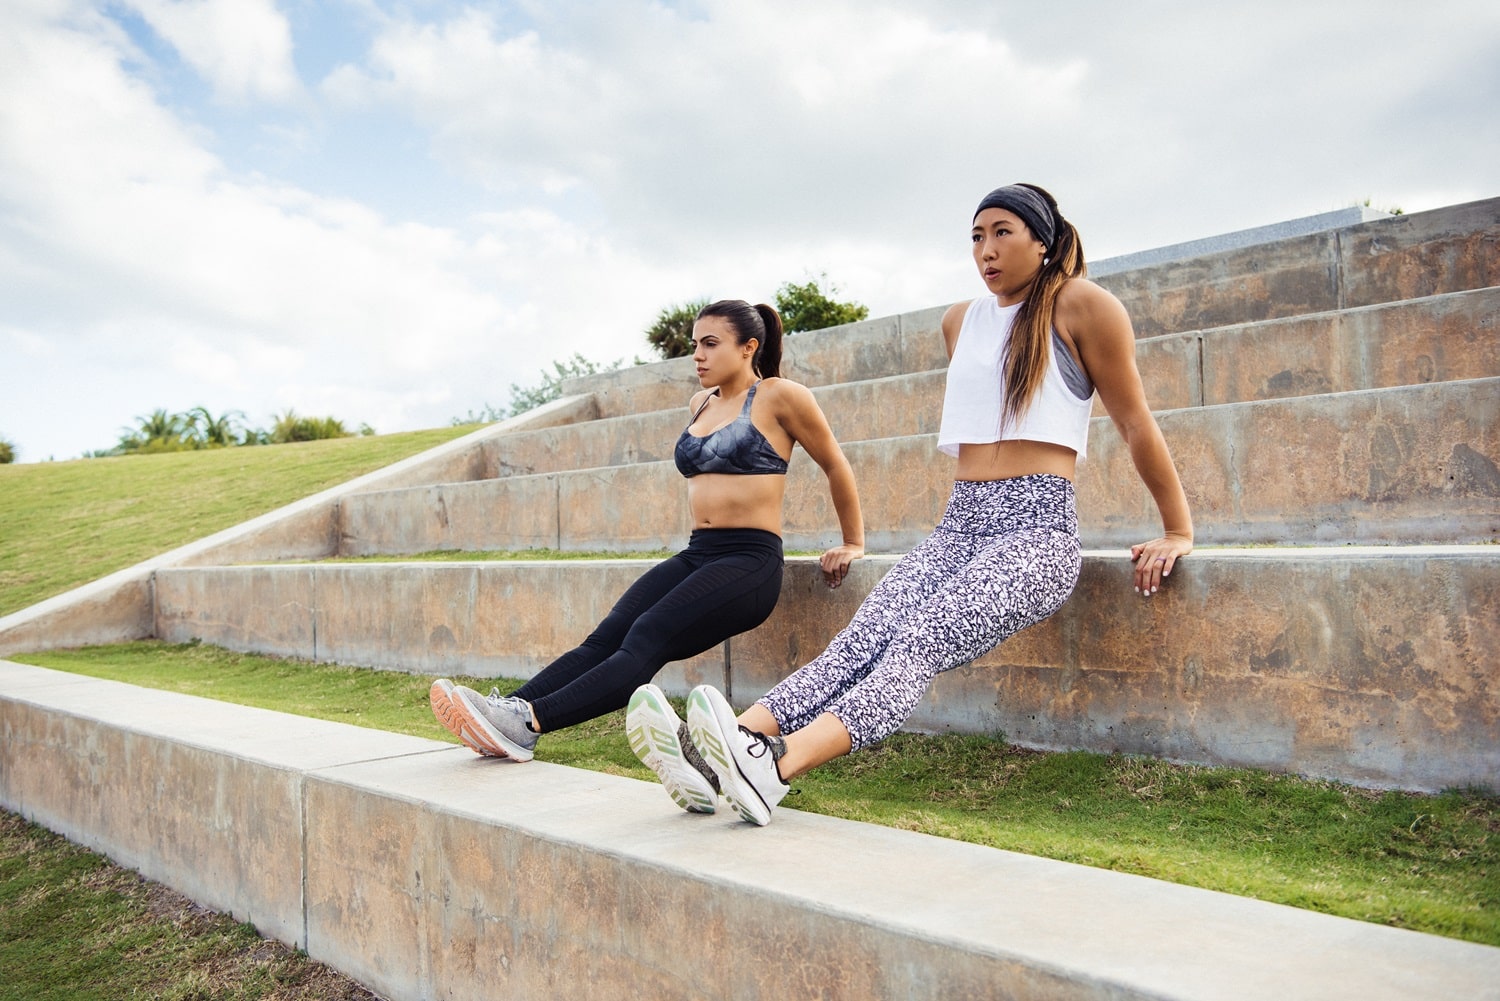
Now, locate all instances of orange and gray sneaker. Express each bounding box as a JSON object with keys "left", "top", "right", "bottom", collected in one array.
[{"left": 430, "top": 678, "right": 539, "bottom": 761}]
